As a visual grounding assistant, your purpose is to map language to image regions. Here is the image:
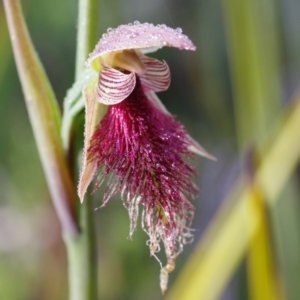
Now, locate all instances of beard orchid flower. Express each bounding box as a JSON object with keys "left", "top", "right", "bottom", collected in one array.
[{"left": 78, "top": 21, "right": 215, "bottom": 293}]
